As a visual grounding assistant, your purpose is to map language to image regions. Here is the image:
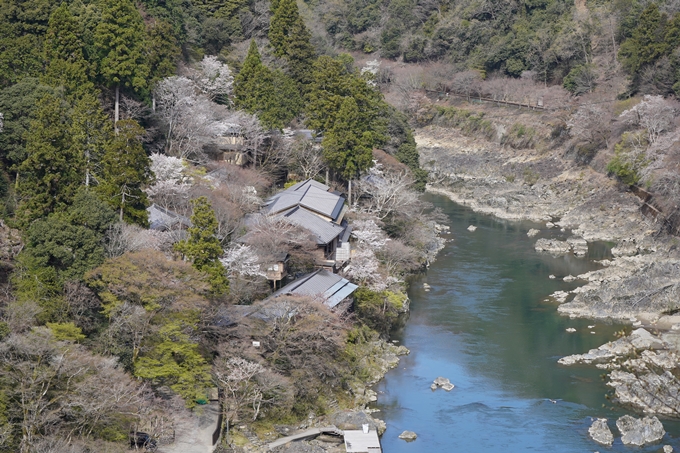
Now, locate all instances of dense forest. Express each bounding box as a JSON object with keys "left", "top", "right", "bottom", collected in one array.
[{"left": 1, "top": 0, "right": 680, "bottom": 451}]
